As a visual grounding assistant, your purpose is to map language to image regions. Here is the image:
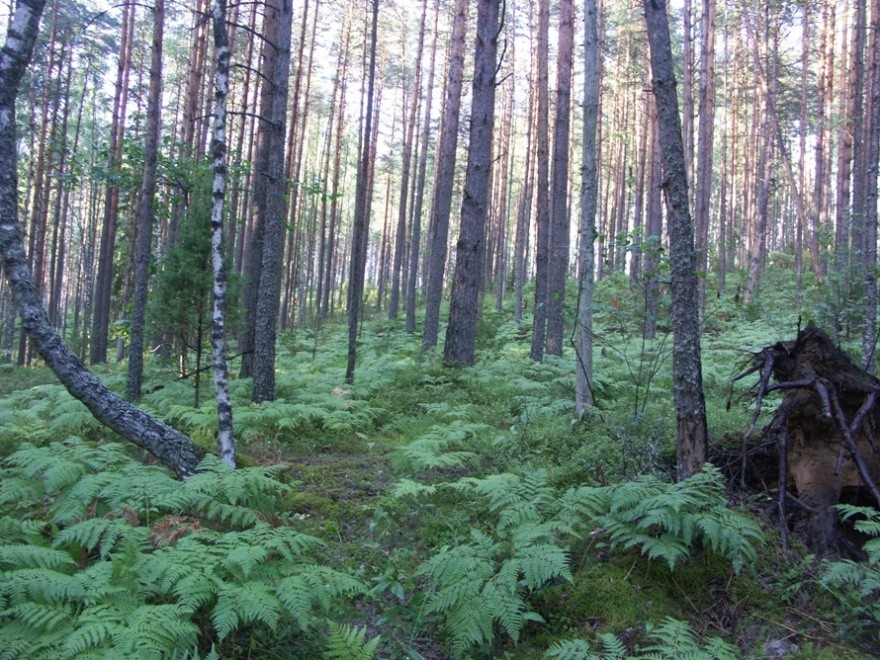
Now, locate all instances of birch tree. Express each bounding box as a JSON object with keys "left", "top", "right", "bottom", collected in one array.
[
  {"left": 210, "top": 0, "right": 235, "bottom": 467},
  {"left": 0, "top": 0, "right": 202, "bottom": 477}
]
